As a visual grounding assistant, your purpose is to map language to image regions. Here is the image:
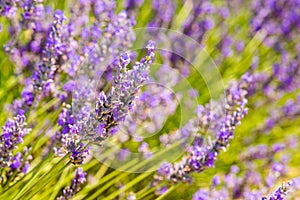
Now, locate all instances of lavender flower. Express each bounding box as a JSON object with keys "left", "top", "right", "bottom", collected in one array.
[
  {"left": 138, "top": 142, "right": 153, "bottom": 159},
  {"left": 220, "top": 36, "right": 234, "bottom": 57},
  {"left": 32, "top": 10, "right": 66, "bottom": 93},
  {"left": 182, "top": 0, "right": 215, "bottom": 41},
  {"left": 0, "top": 115, "right": 32, "bottom": 186},
  {"left": 86, "top": 41, "right": 156, "bottom": 142},
  {"left": 1, "top": 147, "right": 32, "bottom": 185},
  {"left": 248, "top": 96, "right": 300, "bottom": 139},
  {"left": 0, "top": 0, "right": 18, "bottom": 17},
  {"left": 53, "top": 41, "right": 155, "bottom": 165},
  {"left": 0, "top": 114, "right": 31, "bottom": 168},
  {"left": 57, "top": 167, "right": 86, "bottom": 200},
  {"left": 53, "top": 105, "right": 89, "bottom": 165},
  {"left": 191, "top": 134, "right": 297, "bottom": 200},
  {"left": 51, "top": 4, "right": 141, "bottom": 165},
  {"left": 251, "top": 0, "right": 300, "bottom": 50},
  {"left": 1, "top": 0, "right": 300, "bottom": 199},
  {"left": 2, "top": 8, "right": 69, "bottom": 116},
  {"left": 124, "top": 0, "right": 144, "bottom": 12},
  {"left": 9, "top": 152, "right": 22, "bottom": 170},
  {"left": 148, "top": 0, "right": 176, "bottom": 28},
  {"left": 262, "top": 181, "right": 294, "bottom": 200},
  {"left": 192, "top": 189, "right": 210, "bottom": 200},
  {"left": 156, "top": 73, "right": 252, "bottom": 184},
  {"left": 2, "top": 0, "right": 50, "bottom": 73}
]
